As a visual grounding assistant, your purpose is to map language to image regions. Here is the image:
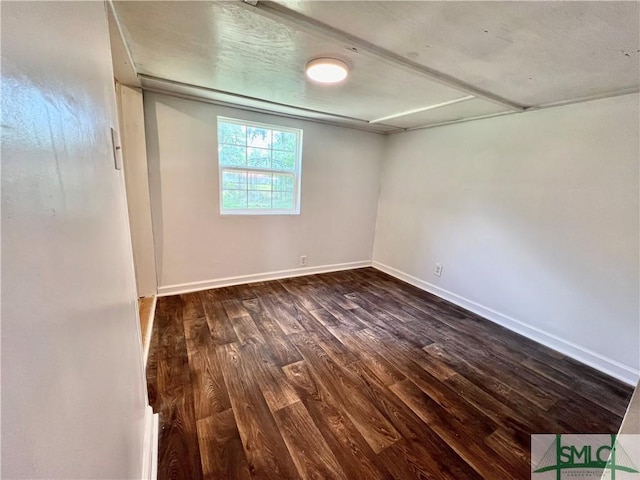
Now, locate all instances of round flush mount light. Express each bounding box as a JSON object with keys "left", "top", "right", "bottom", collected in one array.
[{"left": 305, "top": 58, "right": 349, "bottom": 84}]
